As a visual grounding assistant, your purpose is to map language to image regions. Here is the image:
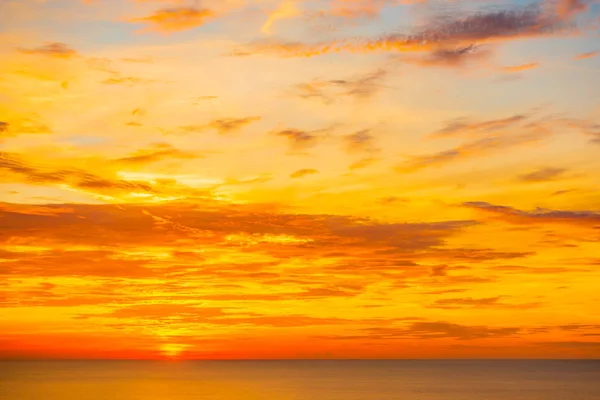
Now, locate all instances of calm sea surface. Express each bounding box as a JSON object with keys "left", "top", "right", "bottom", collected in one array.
[{"left": 1, "top": 360, "right": 599, "bottom": 400}]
